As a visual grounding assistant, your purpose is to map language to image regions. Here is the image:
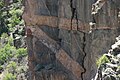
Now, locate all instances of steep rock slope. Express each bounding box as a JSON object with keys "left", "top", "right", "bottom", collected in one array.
[{"left": 23, "top": 0, "right": 120, "bottom": 80}]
